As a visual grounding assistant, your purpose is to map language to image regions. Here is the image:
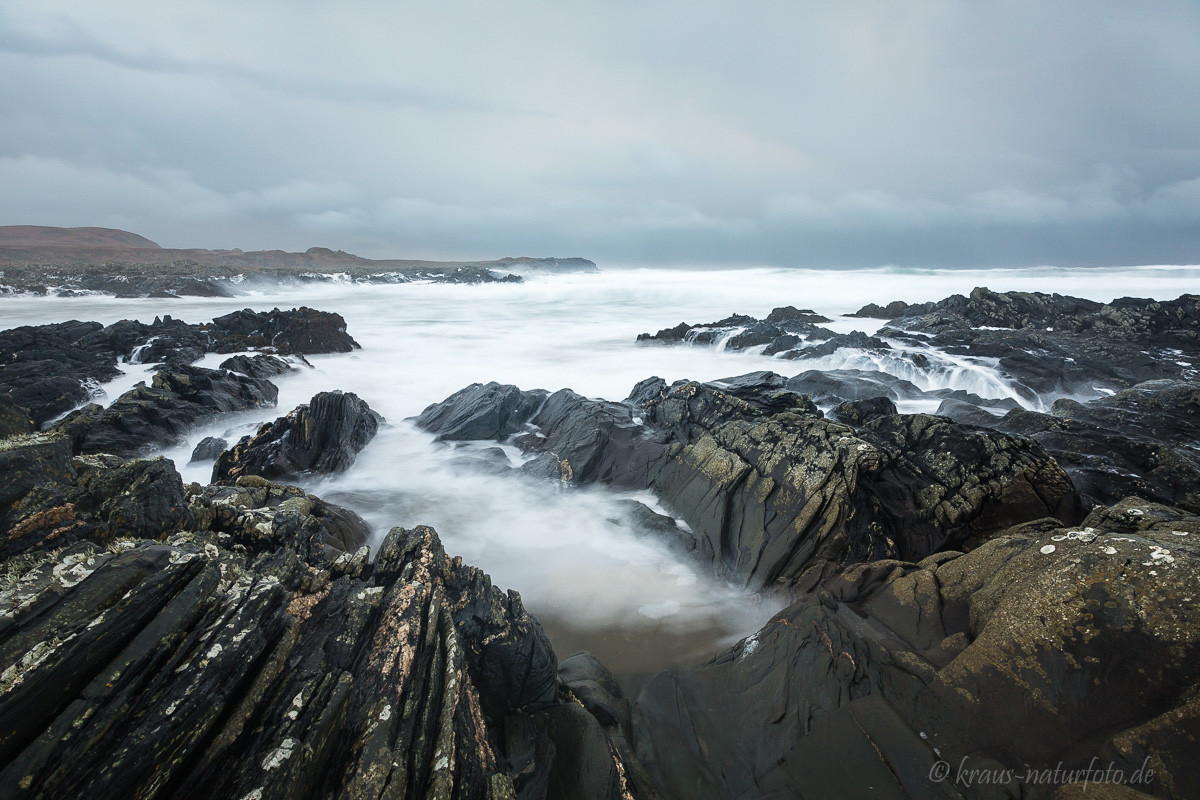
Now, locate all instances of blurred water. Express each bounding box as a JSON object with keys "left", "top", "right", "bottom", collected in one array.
[{"left": 3, "top": 264, "right": 1197, "bottom": 669}]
